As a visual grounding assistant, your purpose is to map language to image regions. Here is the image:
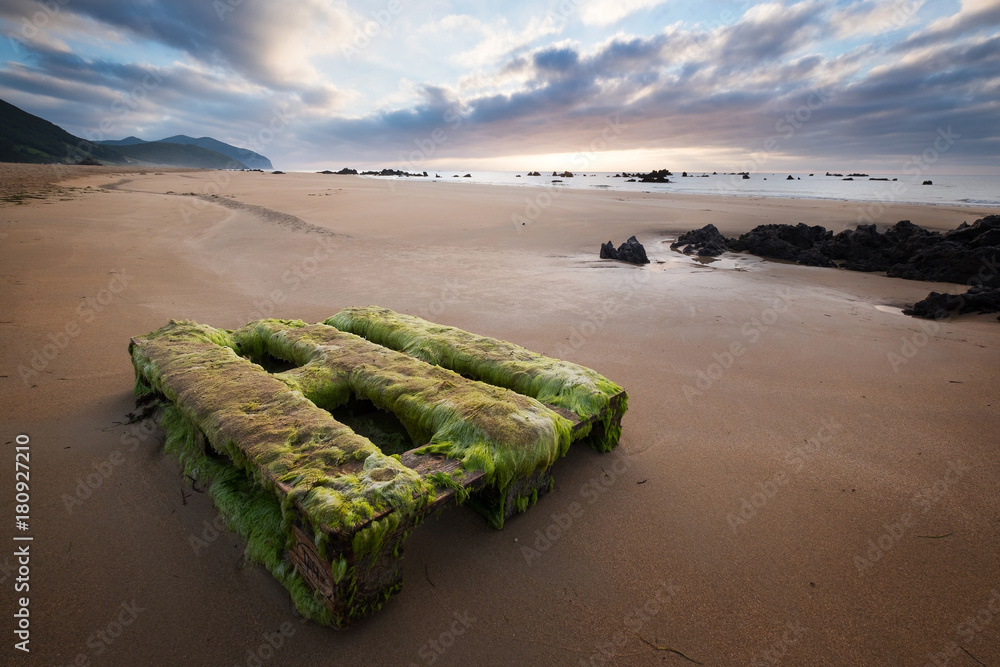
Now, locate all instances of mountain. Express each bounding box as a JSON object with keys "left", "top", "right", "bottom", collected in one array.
[
  {"left": 0, "top": 98, "right": 128, "bottom": 165},
  {"left": 158, "top": 135, "right": 273, "bottom": 170},
  {"left": 111, "top": 141, "right": 248, "bottom": 169},
  {"left": 98, "top": 136, "right": 148, "bottom": 146},
  {"left": 0, "top": 98, "right": 263, "bottom": 169},
  {"left": 96, "top": 134, "right": 273, "bottom": 169}
]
